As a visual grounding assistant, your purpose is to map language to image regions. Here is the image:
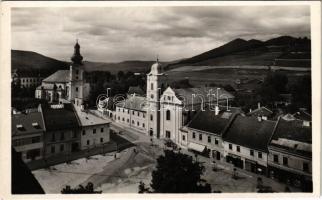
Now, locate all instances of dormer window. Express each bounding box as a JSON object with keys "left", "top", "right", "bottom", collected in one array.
[
  {"left": 32, "top": 122, "right": 40, "bottom": 129},
  {"left": 16, "top": 124, "right": 25, "bottom": 131}
]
